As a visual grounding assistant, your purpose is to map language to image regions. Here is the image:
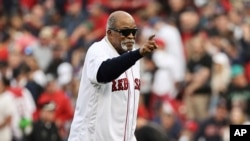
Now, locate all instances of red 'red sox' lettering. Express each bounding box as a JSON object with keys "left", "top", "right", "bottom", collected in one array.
[
  {"left": 134, "top": 78, "right": 140, "bottom": 90},
  {"left": 112, "top": 78, "right": 140, "bottom": 92}
]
